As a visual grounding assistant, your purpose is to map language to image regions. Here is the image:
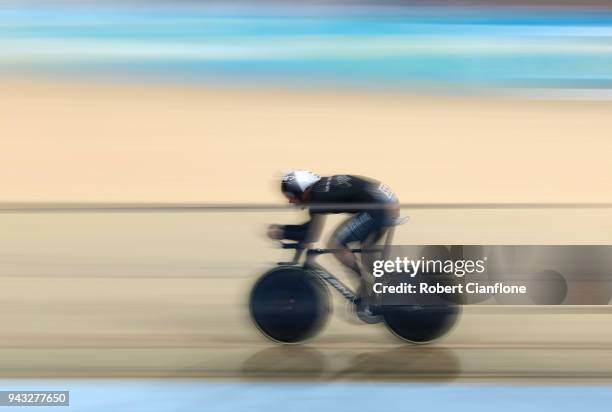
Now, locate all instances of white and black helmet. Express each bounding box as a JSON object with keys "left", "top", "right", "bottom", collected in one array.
[{"left": 281, "top": 170, "right": 321, "bottom": 198}]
